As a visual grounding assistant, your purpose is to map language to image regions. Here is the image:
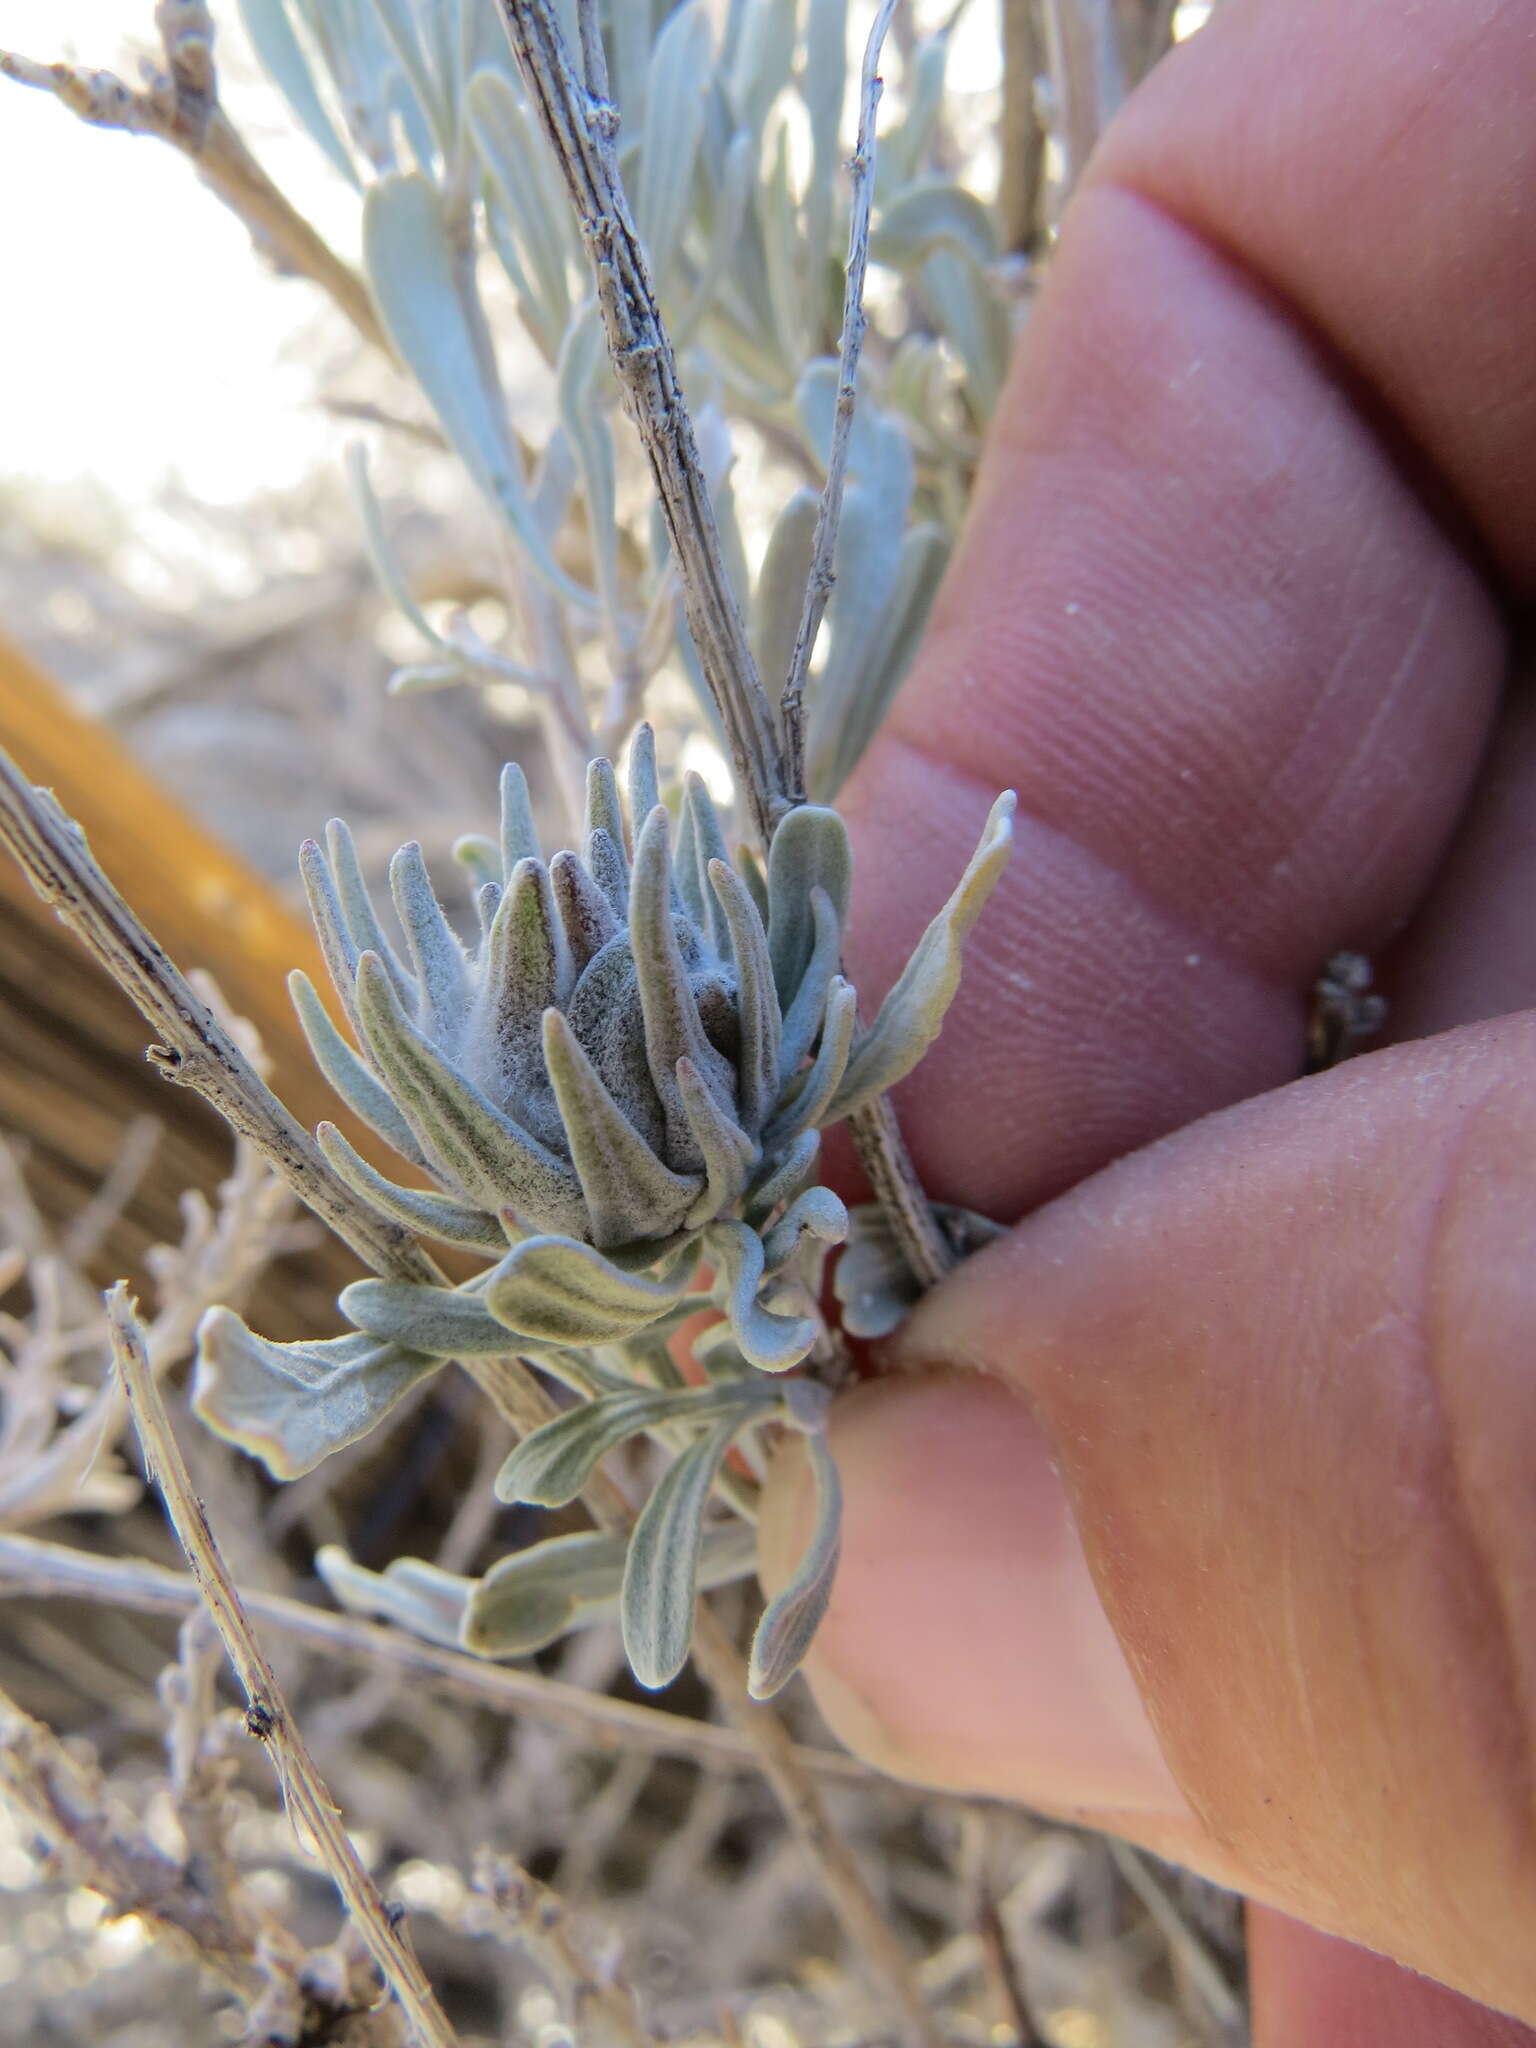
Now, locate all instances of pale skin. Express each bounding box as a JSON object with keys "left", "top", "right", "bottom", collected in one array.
[{"left": 759, "top": 1, "right": 1536, "bottom": 2039}]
